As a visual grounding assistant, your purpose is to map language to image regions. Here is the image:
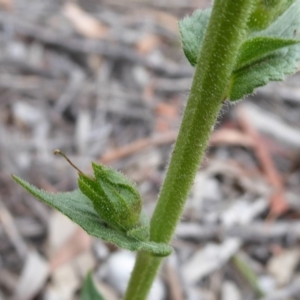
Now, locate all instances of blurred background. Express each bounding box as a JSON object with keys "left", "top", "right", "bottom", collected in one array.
[{"left": 0, "top": 0, "right": 300, "bottom": 299}]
